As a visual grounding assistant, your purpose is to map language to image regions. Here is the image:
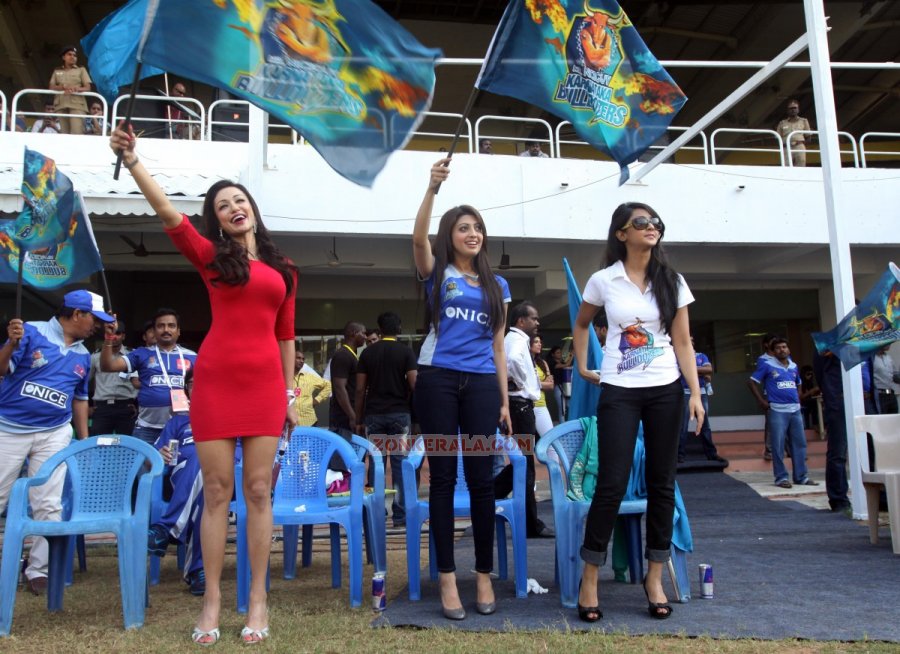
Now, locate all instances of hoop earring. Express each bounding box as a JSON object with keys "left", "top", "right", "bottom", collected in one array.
[{"left": 219, "top": 228, "right": 224, "bottom": 239}]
